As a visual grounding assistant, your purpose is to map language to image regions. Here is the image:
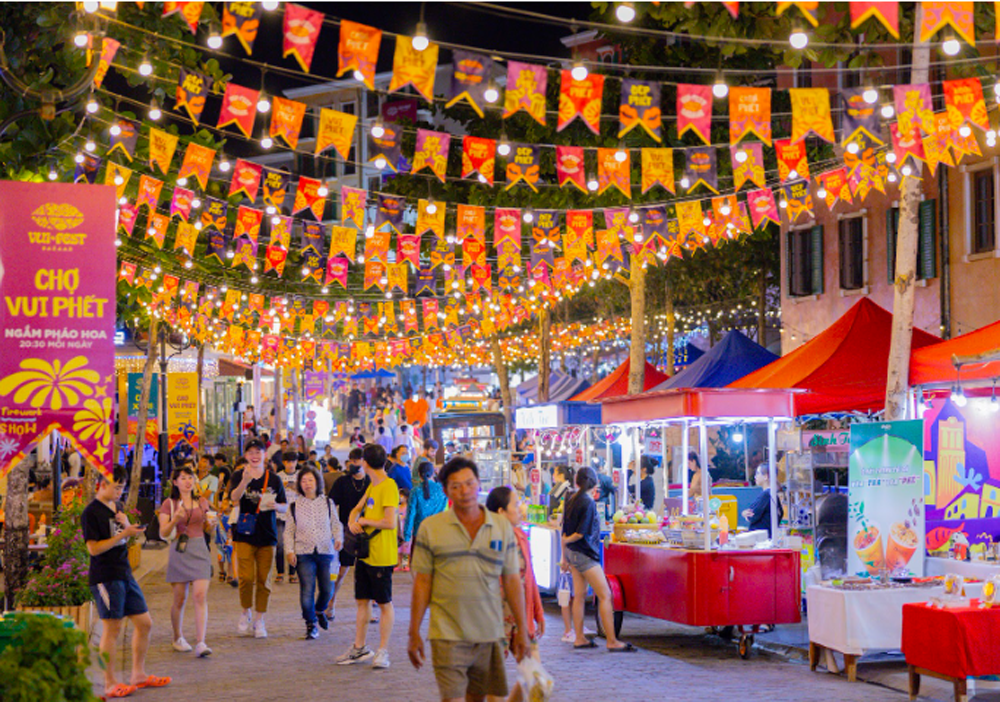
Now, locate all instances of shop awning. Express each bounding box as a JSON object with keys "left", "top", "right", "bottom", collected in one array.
[
  {"left": 515, "top": 370, "right": 590, "bottom": 406},
  {"left": 909, "top": 317, "right": 1000, "bottom": 386},
  {"left": 569, "top": 359, "right": 669, "bottom": 402},
  {"left": 654, "top": 330, "right": 778, "bottom": 391},
  {"left": 218, "top": 358, "right": 252, "bottom": 378},
  {"left": 601, "top": 387, "right": 800, "bottom": 424},
  {"left": 729, "top": 298, "right": 939, "bottom": 415}
]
